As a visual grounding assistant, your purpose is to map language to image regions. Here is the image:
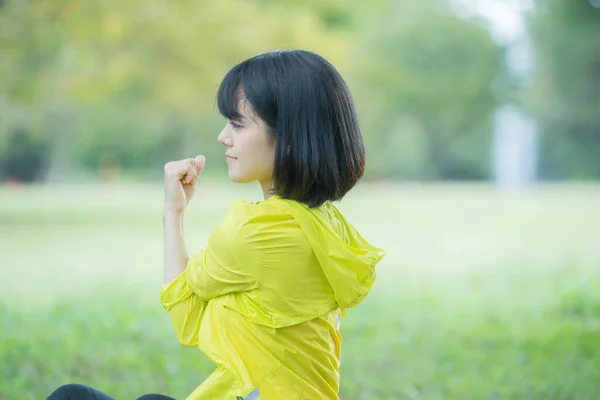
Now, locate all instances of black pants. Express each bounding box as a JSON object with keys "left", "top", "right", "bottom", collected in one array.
[{"left": 47, "top": 383, "right": 176, "bottom": 400}]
